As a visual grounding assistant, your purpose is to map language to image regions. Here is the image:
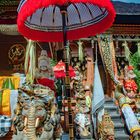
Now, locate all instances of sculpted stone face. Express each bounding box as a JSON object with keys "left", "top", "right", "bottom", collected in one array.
[
  {"left": 34, "top": 100, "right": 47, "bottom": 121},
  {"left": 18, "top": 94, "right": 47, "bottom": 127},
  {"left": 12, "top": 85, "right": 62, "bottom": 140}
]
